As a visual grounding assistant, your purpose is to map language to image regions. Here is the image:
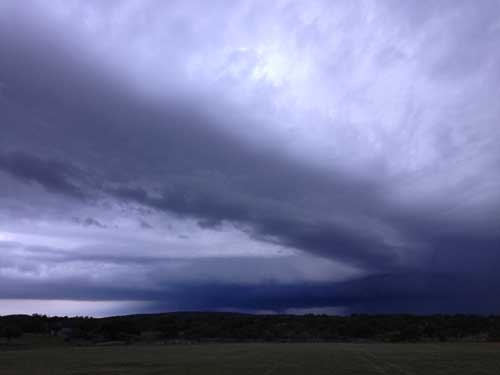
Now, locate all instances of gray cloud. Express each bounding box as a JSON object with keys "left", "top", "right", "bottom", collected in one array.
[
  {"left": 0, "top": 151, "right": 85, "bottom": 198},
  {"left": 1, "top": 0, "right": 500, "bottom": 315},
  {"left": 72, "top": 217, "right": 107, "bottom": 228}
]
